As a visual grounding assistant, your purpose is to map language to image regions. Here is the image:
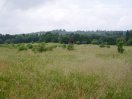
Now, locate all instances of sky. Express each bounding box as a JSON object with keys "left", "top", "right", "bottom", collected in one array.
[{"left": 0, "top": 0, "right": 132, "bottom": 34}]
